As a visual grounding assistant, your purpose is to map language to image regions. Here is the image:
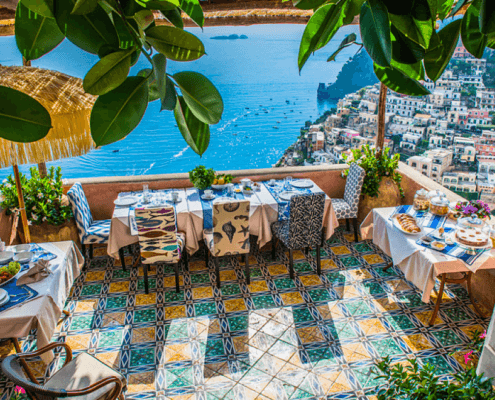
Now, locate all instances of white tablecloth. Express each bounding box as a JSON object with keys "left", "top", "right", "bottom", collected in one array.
[
  {"left": 360, "top": 207, "right": 495, "bottom": 303},
  {"left": 0, "top": 241, "right": 83, "bottom": 362}
]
